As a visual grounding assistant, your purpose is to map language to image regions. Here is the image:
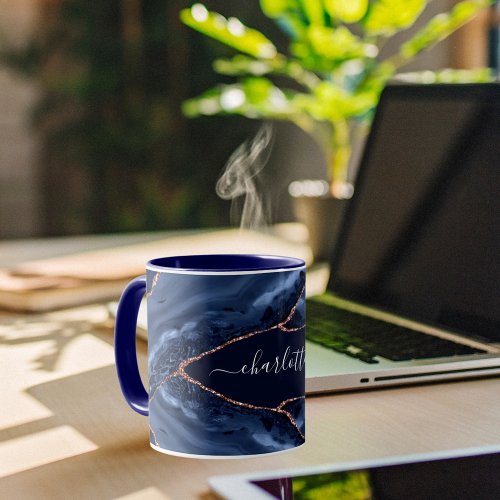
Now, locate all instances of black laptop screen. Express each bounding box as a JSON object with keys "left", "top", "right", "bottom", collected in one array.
[{"left": 329, "top": 84, "right": 500, "bottom": 342}]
